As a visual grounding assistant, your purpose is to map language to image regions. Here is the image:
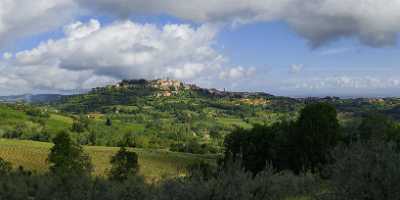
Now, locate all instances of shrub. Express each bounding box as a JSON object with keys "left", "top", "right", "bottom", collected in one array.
[
  {"left": 170, "top": 141, "right": 215, "bottom": 154},
  {"left": 321, "top": 141, "right": 400, "bottom": 200},
  {"left": 26, "top": 107, "right": 50, "bottom": 118},
  {"left": 0, "top": 157, "right": 12, "bottom": 175},
  {"left": 109, "top": 147, "right": 139, "bottom": 181},
  {"left": 358, "top": 112, "right": 400, "bottom": 143},
  {"left": 0, "top": 161, "right": 317, "bottom": 200},
  {"left": 186, "top": 161, "right": 216, "bottom": 180},
  {"left": 105, "top": 118, "right": 112, "bottom": 126},
  {"left": 70, "top": 115, "right": 90, "bottom": 133},
  {"left": 156, "top": 162, "right": 318, "bottom": 200}
]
